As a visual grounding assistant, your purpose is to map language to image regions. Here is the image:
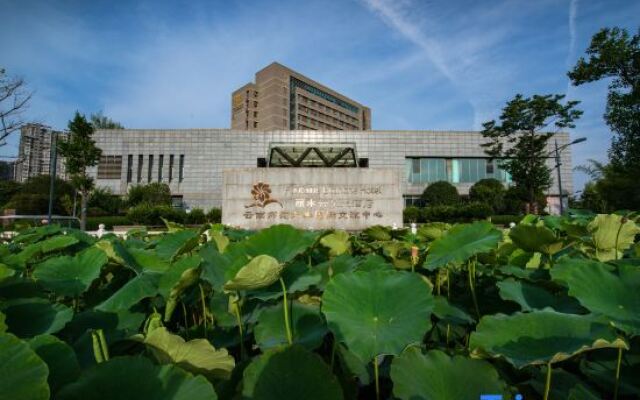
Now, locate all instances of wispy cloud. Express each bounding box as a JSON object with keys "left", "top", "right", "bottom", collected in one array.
[{"left": 566, "top": 0, "right": 579, "bottom": 98}]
